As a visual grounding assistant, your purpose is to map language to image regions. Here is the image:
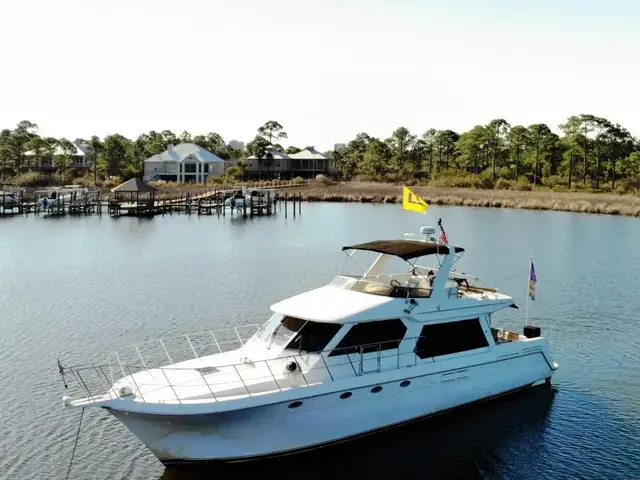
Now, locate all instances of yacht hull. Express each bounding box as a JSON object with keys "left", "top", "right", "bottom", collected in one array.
[{"left": 107, "top": 352, "right": 555, "bottom": 465}]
